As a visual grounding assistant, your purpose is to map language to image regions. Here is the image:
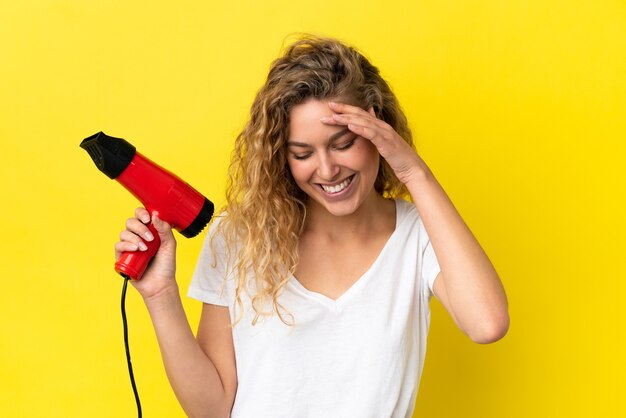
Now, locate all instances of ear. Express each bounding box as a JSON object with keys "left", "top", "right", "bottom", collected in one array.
[{"left": 367, "top": 106, "right": 376, "bottom": 117}]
